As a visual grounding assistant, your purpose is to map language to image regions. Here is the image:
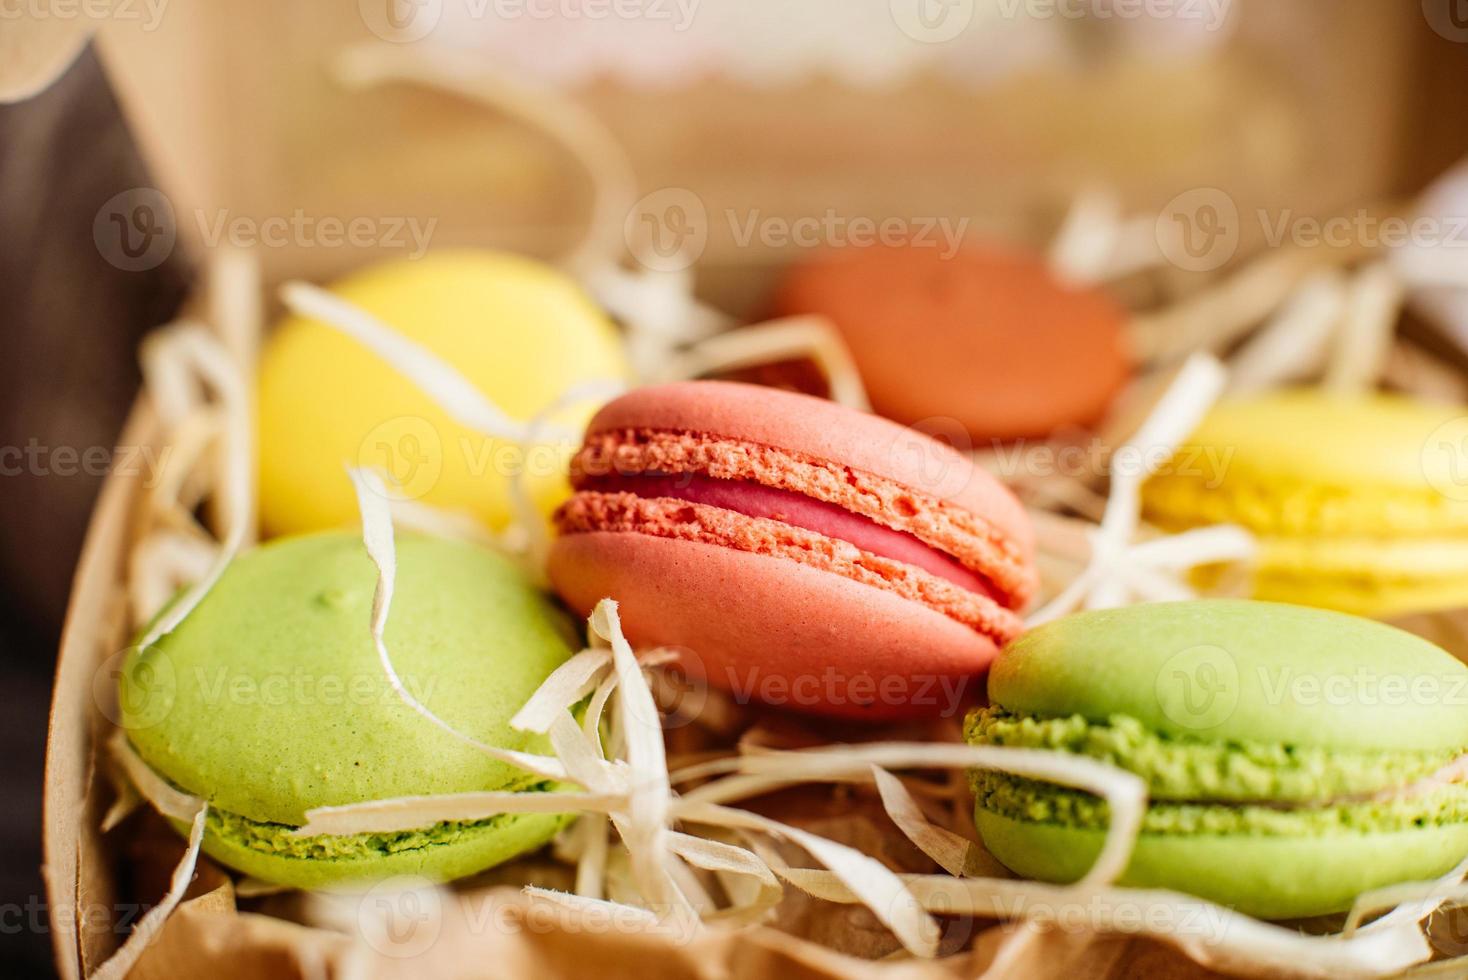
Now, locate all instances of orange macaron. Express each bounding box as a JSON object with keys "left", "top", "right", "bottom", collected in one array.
[
  {"left": 548, "top": 381, "right": 1037, "bottom": 720},
  {"left": 773, "top": 243, "right": 1132, "bottom": 441}
]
